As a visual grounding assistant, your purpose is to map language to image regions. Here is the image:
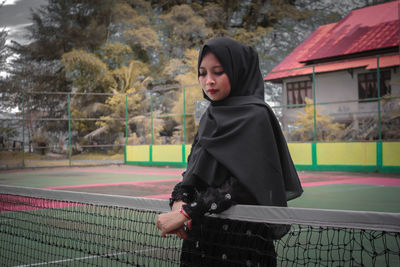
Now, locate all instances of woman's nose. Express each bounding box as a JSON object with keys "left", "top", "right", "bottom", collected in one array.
[{"left": 206, "top": 75, "right": 215, "bottom": 85}]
